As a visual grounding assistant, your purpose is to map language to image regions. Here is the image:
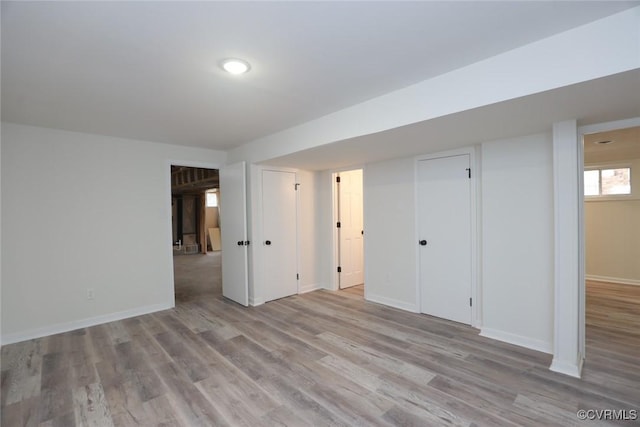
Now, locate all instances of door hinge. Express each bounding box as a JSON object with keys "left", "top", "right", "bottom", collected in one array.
[
  {"left": 337, "top": 266, "right": 342, "bottom": 273},
  {"left": 296, "top": 273, "right": 299, "bottom": 280},
  {"left": 466, "top": 168, "right": 471, "bottom": 179},
  {"left": 337, "top": 221, "right": 341, "bottom": 228},
  {"left": 469, "top": 297, "right": 473, "bottom": 307},
  {"left": 336, "top": 176, "right": 341, "bottom": 183}
]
